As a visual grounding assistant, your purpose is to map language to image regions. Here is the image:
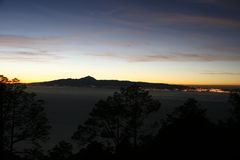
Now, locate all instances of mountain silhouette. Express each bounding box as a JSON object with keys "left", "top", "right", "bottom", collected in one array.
[{"left": 30, "top": 76, "right": 189, "bottom": 90}]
